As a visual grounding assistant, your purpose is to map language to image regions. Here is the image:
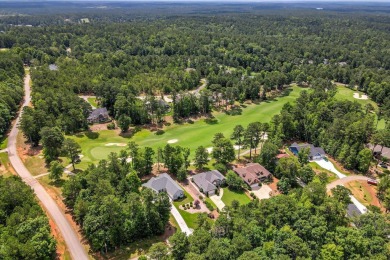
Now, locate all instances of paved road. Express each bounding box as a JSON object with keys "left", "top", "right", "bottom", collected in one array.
[
  {"left": 7, "top": 73, "right": 89, "bottom": 260},
  {"left": 326, "top": 175, "right": 371, "bottom": 191},
  {"left": 170, "top": 201, "right": 193, "bottom": 236}
]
